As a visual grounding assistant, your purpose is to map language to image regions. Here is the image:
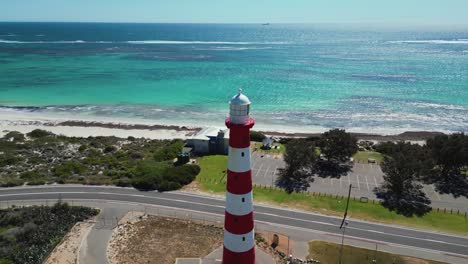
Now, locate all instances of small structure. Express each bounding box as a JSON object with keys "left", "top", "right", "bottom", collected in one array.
[
  {"left": 186, "top": 127, "right": 229, "bottom": 154},
  {"left": 262, "top": 138, "right": 274, "bottom": 150}
]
